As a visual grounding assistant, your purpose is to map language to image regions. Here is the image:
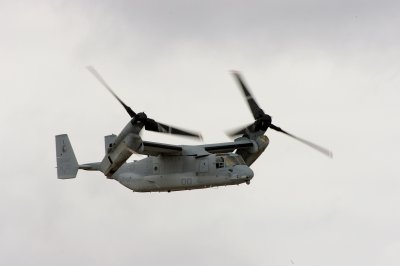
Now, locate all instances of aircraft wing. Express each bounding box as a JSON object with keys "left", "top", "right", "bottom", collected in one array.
[
  {"left": 141, "top": 138, "right": 255, "bottom": 157},
  {"left": 141, "top": 141, "right": 183, "bottom": 156},
  {"left": 201, "top": 139, "right": 255, "bottom": 154}
]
